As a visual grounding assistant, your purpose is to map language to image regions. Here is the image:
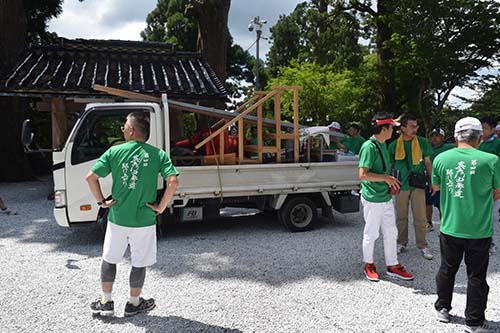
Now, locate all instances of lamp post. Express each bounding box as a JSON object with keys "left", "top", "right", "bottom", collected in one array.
[{"left": 248, "top": 16, "right": 267, "bottom": 91}]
